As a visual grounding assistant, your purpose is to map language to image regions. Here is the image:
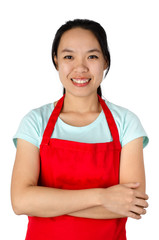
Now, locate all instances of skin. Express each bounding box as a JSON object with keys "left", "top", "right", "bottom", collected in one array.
[
  {"left": 54, "top": 27, "right": 107, "bottom": 115},
  {"left": 11, "top": 27, "right": 149, "bottom": 220}
]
